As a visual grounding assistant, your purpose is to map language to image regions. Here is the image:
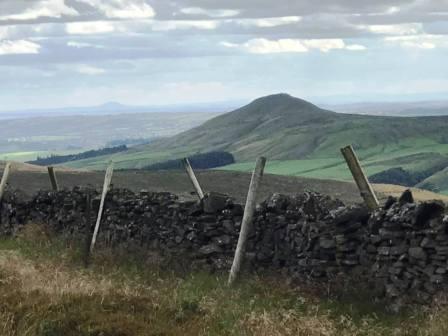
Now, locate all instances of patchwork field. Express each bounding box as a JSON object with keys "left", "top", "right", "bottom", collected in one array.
[
  {"left": 56, "top": 95, "right": 448, "bottom": 195},
  {"left": 221, "top": 143, "right": 448, "bottom": 194},
  {"left": 0, "top": 112, "right": 219, "bottom": 162}
]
